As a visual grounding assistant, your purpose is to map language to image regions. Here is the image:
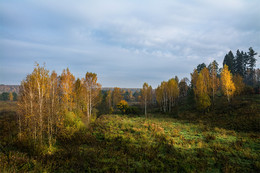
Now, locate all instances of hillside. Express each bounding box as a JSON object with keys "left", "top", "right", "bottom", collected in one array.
[
  {"left": 0, "top": 85, "right": 20, "bottom": 94},
  {"left": 0, "top": 95, "right": 259, "bottom": 172}
]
